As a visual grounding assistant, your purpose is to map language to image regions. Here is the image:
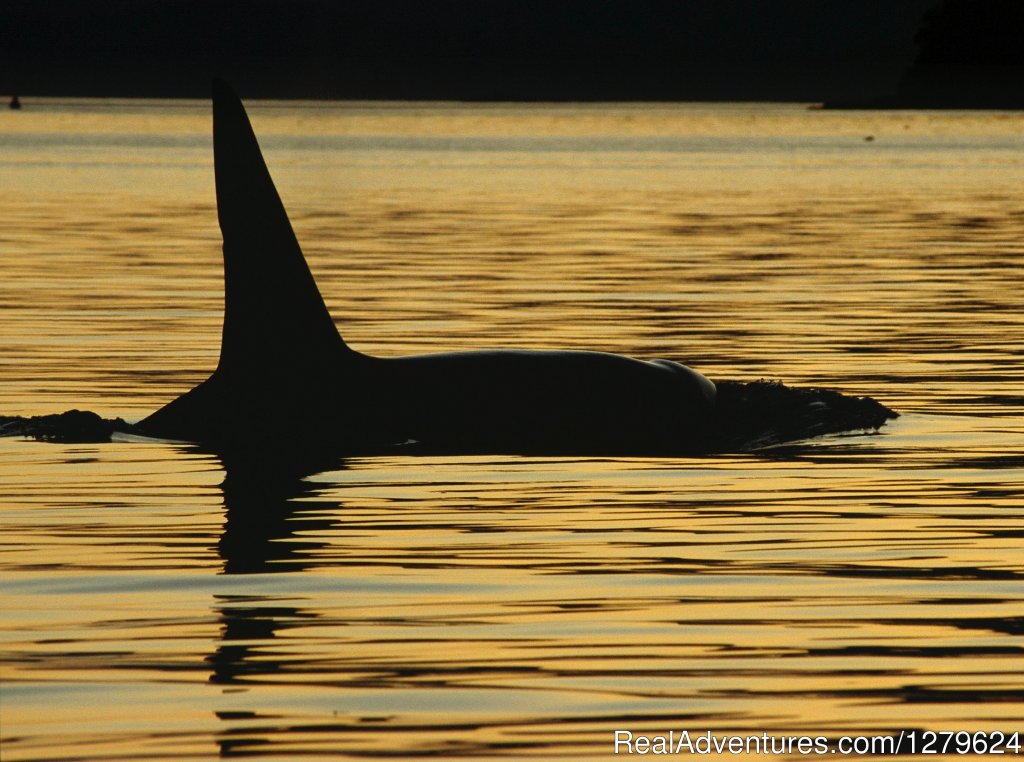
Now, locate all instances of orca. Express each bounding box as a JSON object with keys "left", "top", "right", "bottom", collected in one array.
[
  {"left": 136, "top": 81, "right": 716, "bottom": 454},
  {"left": 133, "top": 80, "right": 894, "bottom": 456}
]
